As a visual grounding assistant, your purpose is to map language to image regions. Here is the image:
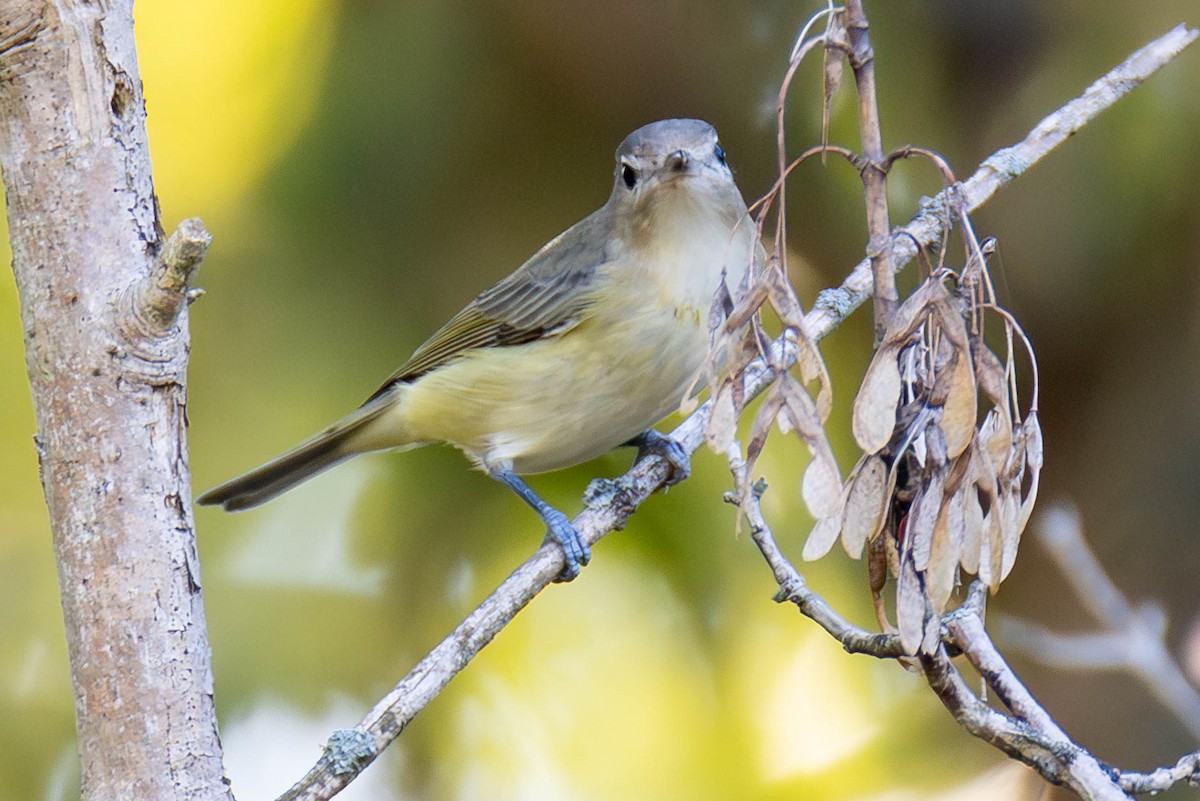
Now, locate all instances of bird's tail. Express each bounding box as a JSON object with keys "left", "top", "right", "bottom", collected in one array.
[{"left": 196, "top": 394, "right": 397, "bottom": 512}]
